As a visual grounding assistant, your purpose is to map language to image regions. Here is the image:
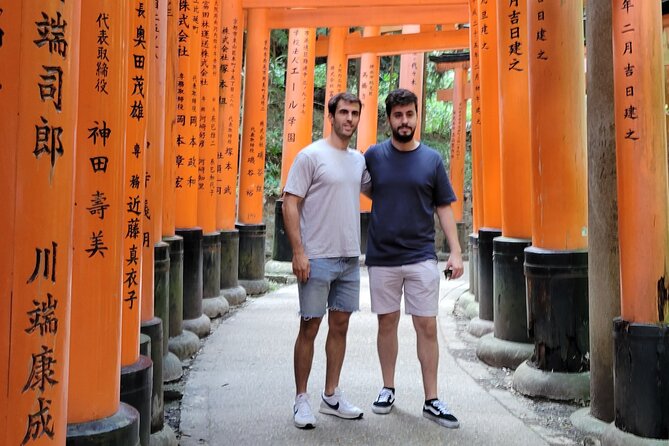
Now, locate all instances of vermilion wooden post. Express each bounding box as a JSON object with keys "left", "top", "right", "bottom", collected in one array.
[
  {"left": 270, "top": 28, "right": 316, "bottom": 265},
  {"left": 468, "top": 0, "right": 483, "bottom": 301},
  {"left": 119, "top": 3, "right": 153, "bottom": 445},
  {"left": 67, "top": 1, "right": 140, "bottom": 444},
  {"left": 447, "top": 62, "right": 468, "bottom": 258},
  {"left": 476, "top": 0, "right": 534, "bottom": 369},
  {"left": 0, "top": 3, "right": 20, "bottom": 441},
  {"left": 236, "top": 7, "right": 270, "bottom": 295},
  {"left": 356, "top": 26, "right": 380, "bottom": 252},
  {"left": 513, "top": 0, "right": 589, "bottom": 402},
  {"left": 610, "top": 1, "right": 669, "bottom": 440},
  {"left": 475, "top": 0, "right": 502, "bottom": 328},
  {"left": 399, "top": 25, "right": 424, "bottom": 138},
  {"left": 217, "top": 0, "right": 244, "bottom": 233},
  {"left": 175, "top": 0, "right": 201, "bottom": 230},
  {"left": 141, "top": 1, "right": 178, "bottom": 441},
  {"left": 163, "top": 0, "right": 198, "bottom": 362},
  {"left": 176, "top": 0, "right": 210, "bottom": 340},
  {"left": 478, "top": 0, "right": 502, "bottom": 230},
  {"left": 198, "top": 0, "right": 227, "bottom": 319},
  {"left": 217, "top": 0, "right": 247, "bottom": 305},
  {"left": 2, "top": 2, "right": 81, "bottom": 444},
  {"left": 323, "top": 27, "right": 348, "bottom": 137}
]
